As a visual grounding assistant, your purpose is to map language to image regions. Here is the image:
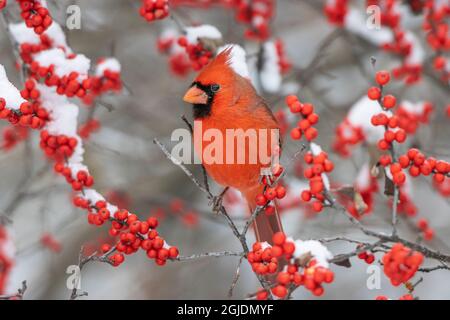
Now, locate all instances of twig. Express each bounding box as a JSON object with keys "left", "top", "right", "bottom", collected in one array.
[
  {"left": 0, "top": 281, "right": 27, "bottom": 300},
  {"left": 174, "top": 251, "right": 244, "bottom": 261},
  {"left": 70, "top": 246, "right": 116, "bottom": 300},
  {"left": 228, "top": 256, "right": 244, "bottom": 298}
]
